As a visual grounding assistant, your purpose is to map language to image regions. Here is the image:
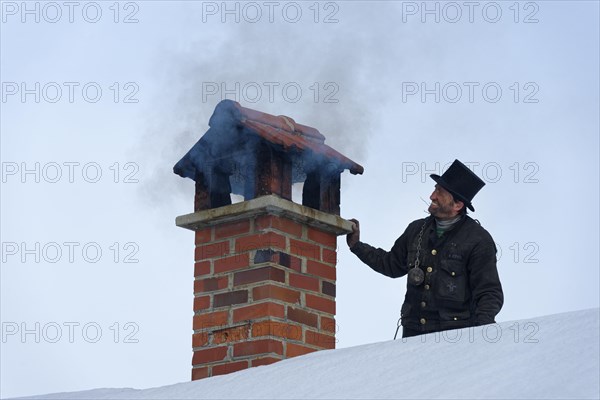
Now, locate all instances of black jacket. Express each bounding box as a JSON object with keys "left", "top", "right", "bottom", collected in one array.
[{"left": 351, "top": 216, "right": 503, "bottom": 334}]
